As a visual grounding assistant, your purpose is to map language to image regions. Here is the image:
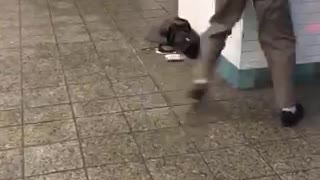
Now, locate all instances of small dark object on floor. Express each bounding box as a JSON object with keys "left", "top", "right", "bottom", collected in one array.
[{"left": 156, "top": 44, "right": 176, "bottom": 54}]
